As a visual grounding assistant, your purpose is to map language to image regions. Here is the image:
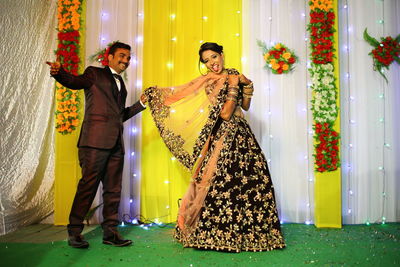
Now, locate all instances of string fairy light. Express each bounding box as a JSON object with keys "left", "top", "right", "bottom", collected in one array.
[
  {"left": 303, "top": 0, "right": 314, "bottom": 226},
  {"left": 127, "top": 0, "right": 145, "bottom": 223},
  {"left": 341, "top": 0, "right": 389, "bottom": 226},
  {"left": 340, "top": 0, "right": 355, "bottom": 224},
  {"left": 262, "top": 0, "right": 314, "bottom": 225},
  {"left": 266, "top": 0, "right": 273, "bottom": 176},
  {"left": 158, "top": 0, "right": 177, "bottom": 221},
  {"left": 377, "top": 0, "right": 388, "bottom": 225}
]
